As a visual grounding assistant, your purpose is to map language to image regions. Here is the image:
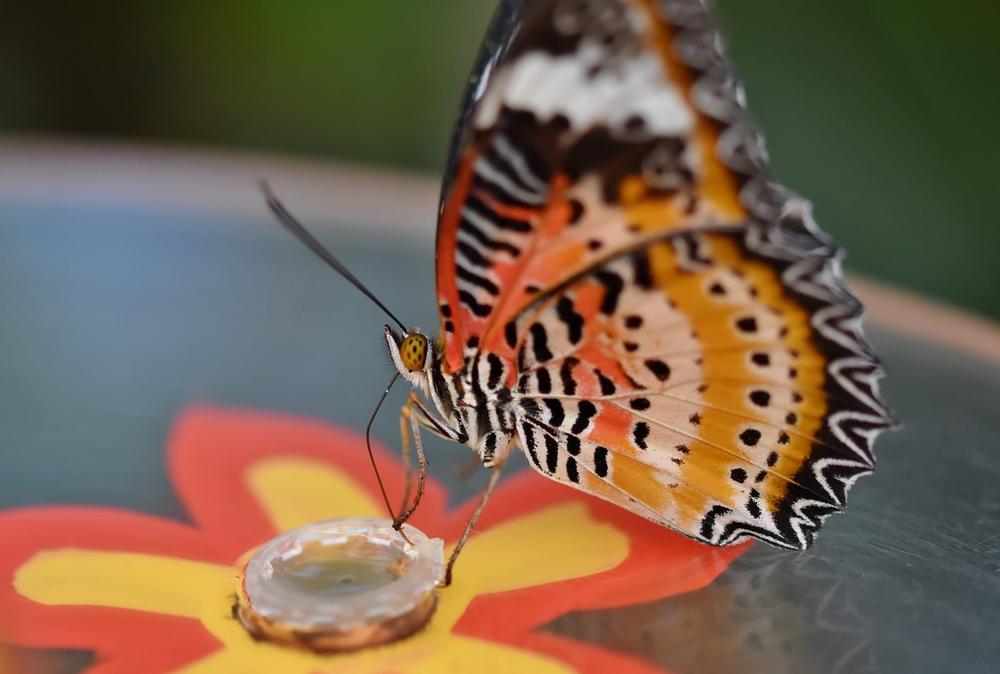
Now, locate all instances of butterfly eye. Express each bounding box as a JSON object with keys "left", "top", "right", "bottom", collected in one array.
[{"left": 399, "top": 334, "right": 428, "bottom": 372}]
